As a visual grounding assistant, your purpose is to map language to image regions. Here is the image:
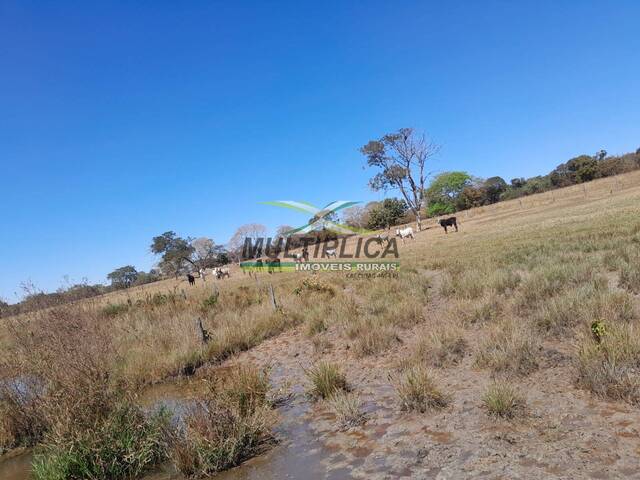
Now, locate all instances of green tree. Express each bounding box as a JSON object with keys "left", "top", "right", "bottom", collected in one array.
[
  {"left": 482, "top": 176, "right": 508, "bottom": 203},
  {"left": 567, "top": 155, "right": 599, "bottom": 183},
  {"left": 424, "top": 171, "right": 472, "bottom": 215},
  {"left": 366, "top": 198, "right": 408, "bottom": 229},
  {"left": 107, "top": 266, "right": 138, "bottom": 289},
  {"left": 150, "top": 231, "right": 195, "bottom": 278},
  {"left": 361, "top": 128, "right": 439, "bottom": 231}
]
